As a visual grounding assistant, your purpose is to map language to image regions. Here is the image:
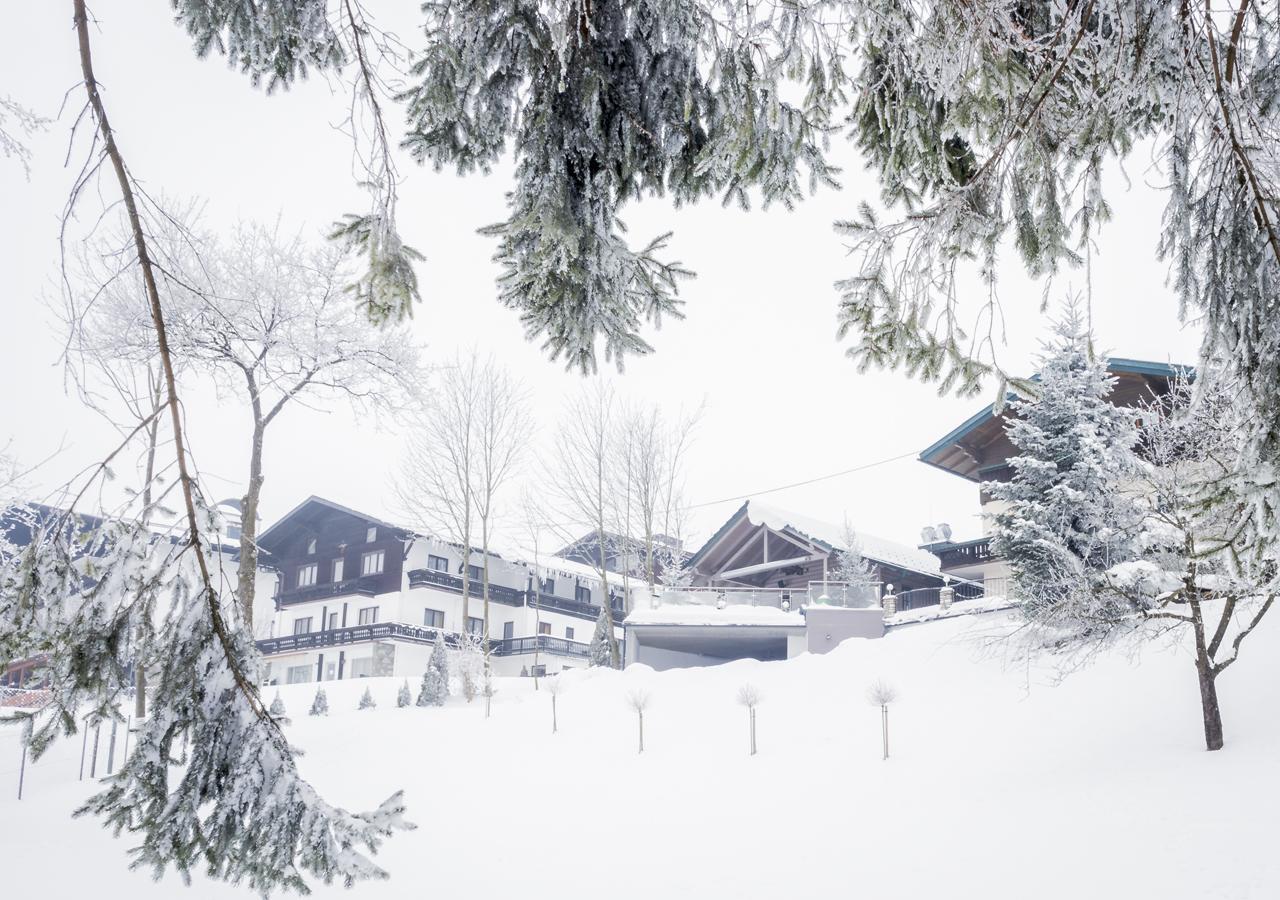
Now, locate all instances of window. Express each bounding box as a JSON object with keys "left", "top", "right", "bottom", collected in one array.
[
  {"left": 366, "top": 526, "right": 377, "bottom": 543},
  {"left": 575, "top": 584, "right": 591, "bottom": 604},
  {"left": 362, "top": 550, "right": 385, "bottom": 576},
  {"left": 466, "top": 616, "right": 484, "bottom": 636},
  {"left": 297, "top": 564, "right": 318, "bottom": 588},
  {"left": 293, "top": 617, "right": 313, "bottom": 635},
  {"left": 466, "top": 564, "right": 482, "bottom": 581},
  {"left": 357, "top": 607, "right": 378, "bottom": 625},
  {"left": 306, "top": 537, "right": 317, "bottom": 555},
  {"left": 542, "top": 578, "right": 556, "bottom": 596},
  {"left": 327, "top": 612, "right": 339, "bottom": 631},
  {"left": 565, "top": 626, "right": 575, "bottom": 640},
  {"left": 286, "top": 665, "right": 312, "bottom": 684},
  {"left": 538, "top": 622, "right": 551, "bottom": 636},
  {"left": 332, "top": 558, "right": 344, "bottom": 582},
  {"left": 427, "top": 554, "right": 449, "bottom": 572},
  {"left": 423, "top": 608, "right": 444, "bottom": 629},
  {"left": 349, "top": 657, "right": 374, "bottom": 678}
]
